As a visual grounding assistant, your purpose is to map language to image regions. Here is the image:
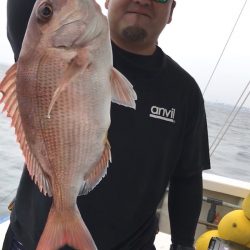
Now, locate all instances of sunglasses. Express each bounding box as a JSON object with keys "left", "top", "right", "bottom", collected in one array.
[{"left": 153, "top": 0, "right": 170, "bottom": 3}]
